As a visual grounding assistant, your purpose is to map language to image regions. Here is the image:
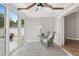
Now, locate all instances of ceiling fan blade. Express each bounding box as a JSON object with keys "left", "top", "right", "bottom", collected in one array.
[
  {"left": 17, "top": 8, "right": 28, "bottom": 10},
  {"left": 17, "top": 3, "right": 36, "bottom": 10},
  {"left": 44, "top": 3, "right": 64, "bottom": 10},
  {"left": 52, "top": 7, "right": 64, "bottom": 10},
  {"left": 44, "top": 3, "right": 53, "bottom": 7}
]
